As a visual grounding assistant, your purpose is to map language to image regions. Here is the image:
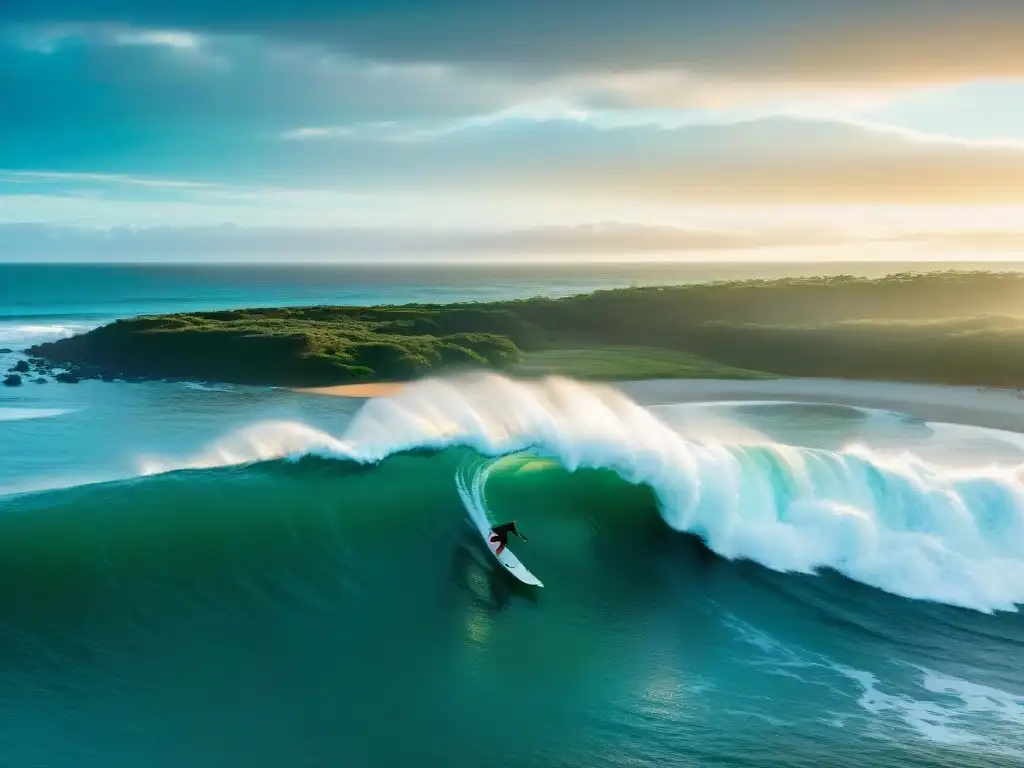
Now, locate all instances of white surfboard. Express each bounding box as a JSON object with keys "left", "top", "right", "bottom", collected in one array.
[
  {"left": 456, "top": 465, "right": 543, "bottom": 587},
  {"left": 482, "top": 529, "right": 544, "bottom": 587}
]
